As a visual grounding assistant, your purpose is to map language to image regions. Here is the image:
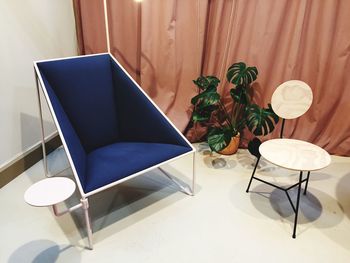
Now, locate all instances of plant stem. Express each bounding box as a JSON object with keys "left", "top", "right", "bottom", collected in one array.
[
  {"left": 208, "top": 115, "right": 225, "bottom": 129},
  {"left": 231, "top": 102, "right": 238, "bottom": 124},
  {"left": 234, "top": 103, "right": 243, "bottom": 126},
  {"left": 218, "top": 101, "right": 233, "bottom": 129},
  {"left": 218, "top": 101, "right": 228, "bottom": 117}
]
